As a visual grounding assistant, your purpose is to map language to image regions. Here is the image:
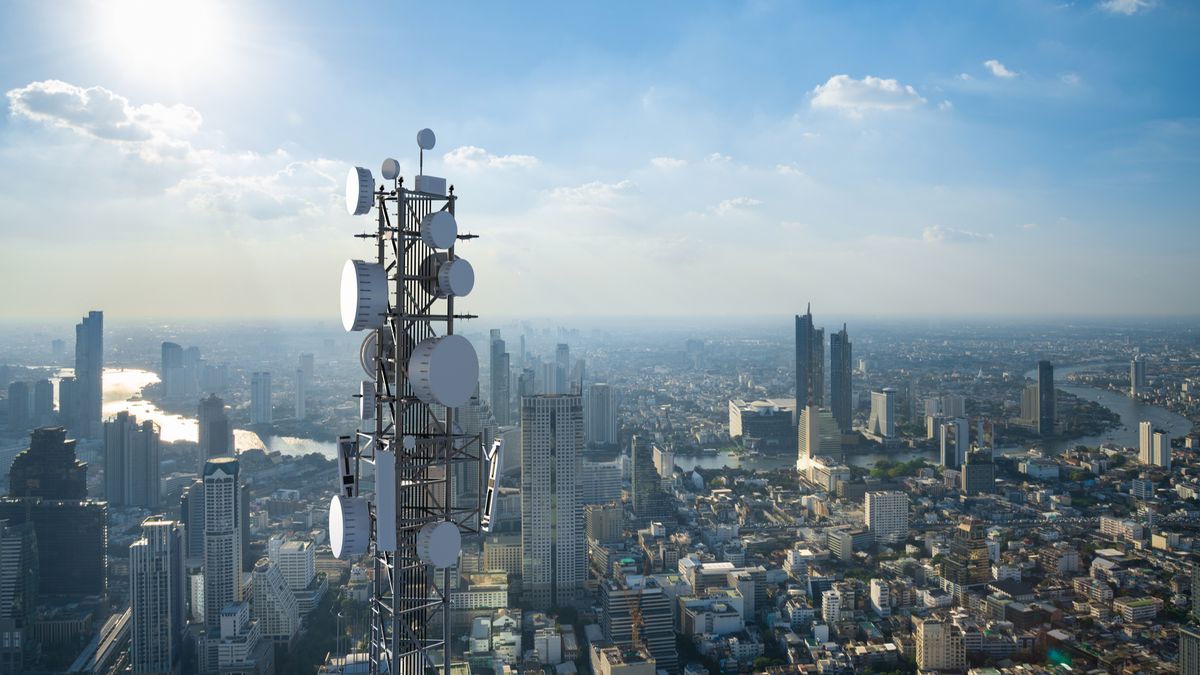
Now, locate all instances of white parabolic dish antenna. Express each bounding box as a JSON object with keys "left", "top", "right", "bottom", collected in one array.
[
  {"left": 417, "top": 128, "right": 436, "bottom": 151},
  {"left": 381, "top": 158, "right": 401, "bottom": 181},
  {"left": 416, "top": 521, "right": 461, "bottom": 568},
  {"left": 408, "top": 334, "right": 478, "bottom": 407},
  {"left": 329, "top": 494, "right": 370, "bottom": 559},
  {"left": 420, "top": 211, "right": 458, "bottom": 249},
  {"left": 346, "top": 166, "right": 374, "bottom": 216},
  {"left": 340, "top": 259, "right": 388, "bottom": 332}
]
